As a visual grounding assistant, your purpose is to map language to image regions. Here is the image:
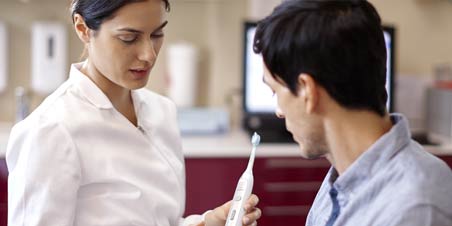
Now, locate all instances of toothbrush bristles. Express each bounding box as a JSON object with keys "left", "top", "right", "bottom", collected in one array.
[{"left": 251, "top": 132, "right": 261, "bottom": 146}]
